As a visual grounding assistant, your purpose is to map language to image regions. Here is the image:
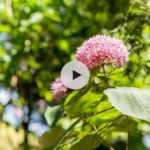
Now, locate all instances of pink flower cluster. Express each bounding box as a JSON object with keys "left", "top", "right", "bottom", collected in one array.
[
  {"left": 51, "top": 35, "right": 129, "bottom": 100},
  {"left": 51, "top": 78, "right": 68, "bottom": 101},
  {"left": 76, "top": 35, "right": 128, "bottom": 69}
]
